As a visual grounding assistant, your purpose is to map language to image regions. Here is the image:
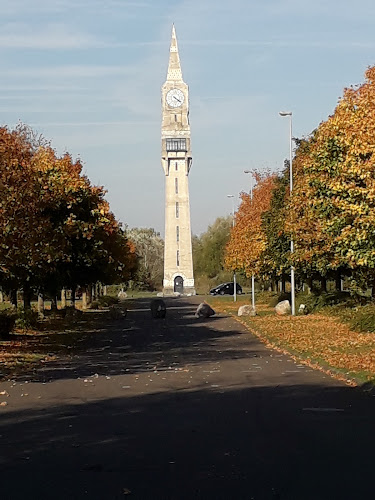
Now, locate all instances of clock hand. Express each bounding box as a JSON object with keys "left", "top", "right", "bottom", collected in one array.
[{"left": 173, "top": 96, "right": 182, "bottom": 103}]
